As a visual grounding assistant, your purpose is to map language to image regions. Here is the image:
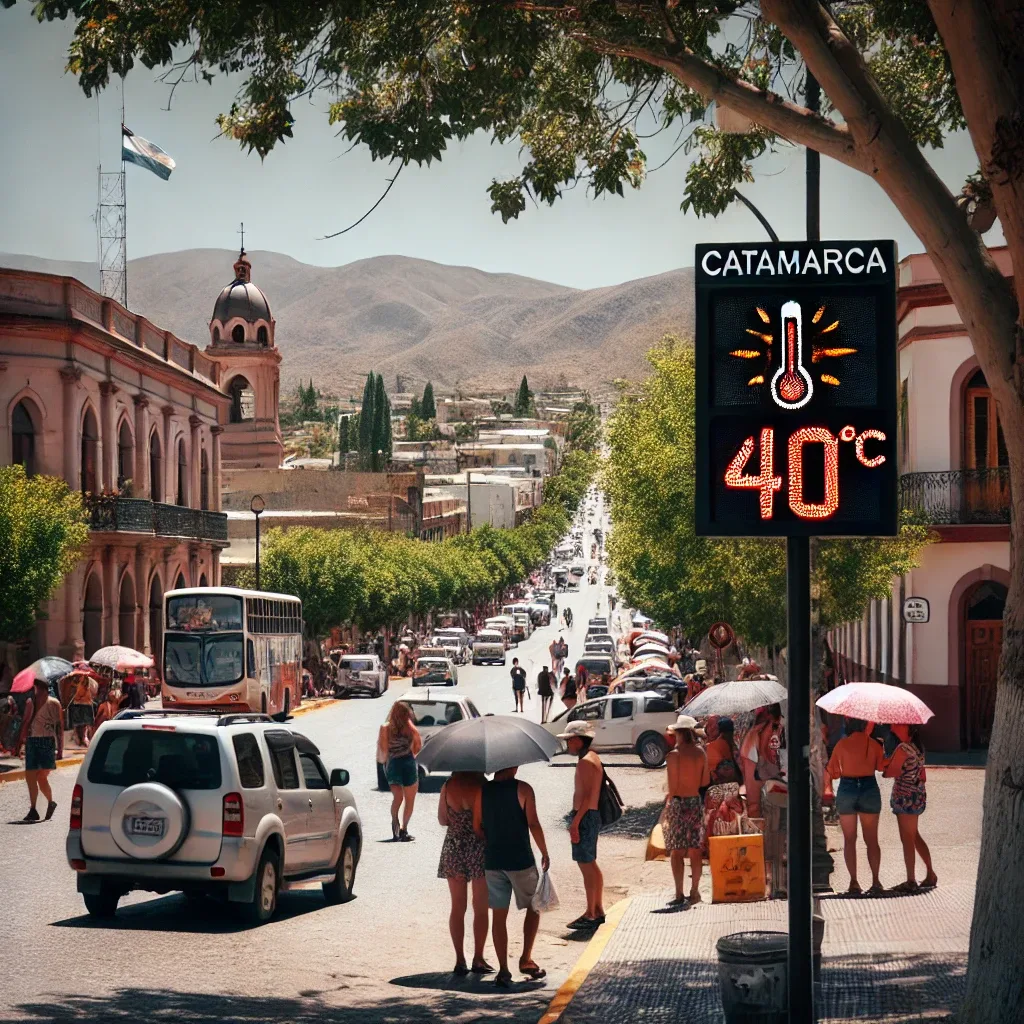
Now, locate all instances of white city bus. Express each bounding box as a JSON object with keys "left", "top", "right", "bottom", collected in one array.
[{"left": 161, "top": 587, "right": 303, "bottom": 720}]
